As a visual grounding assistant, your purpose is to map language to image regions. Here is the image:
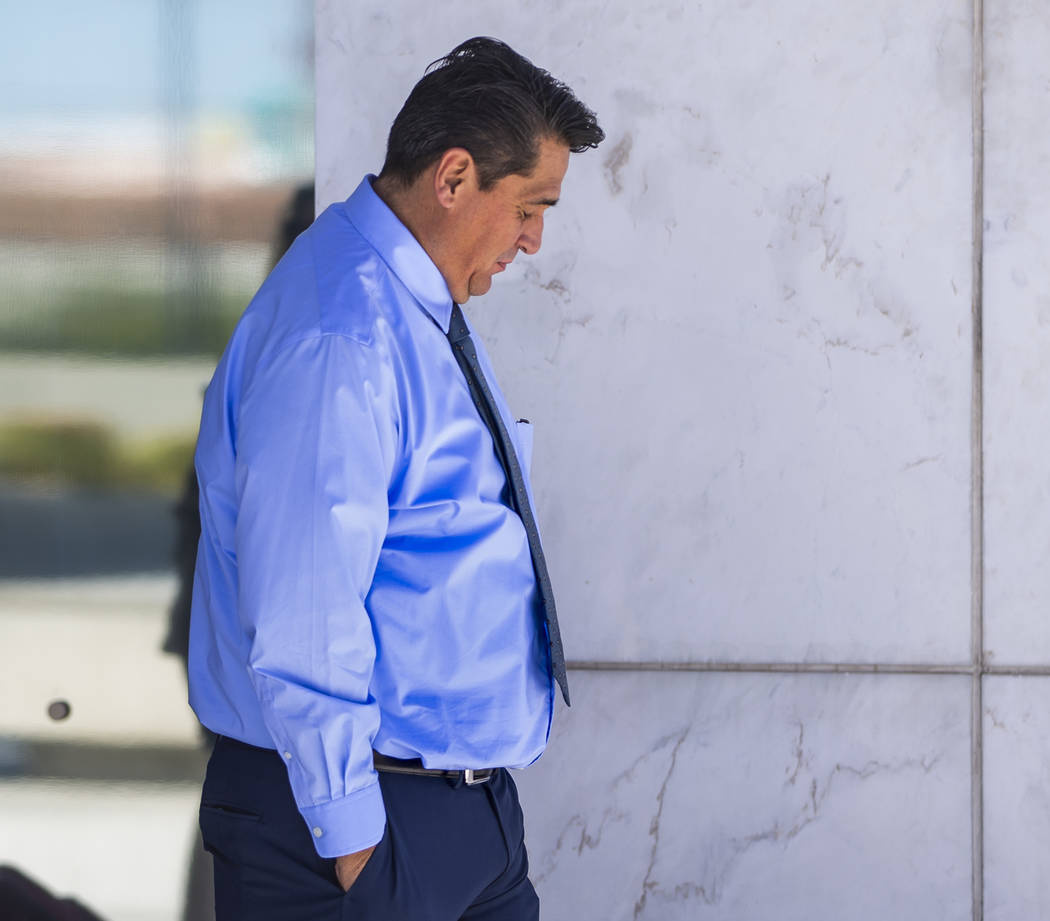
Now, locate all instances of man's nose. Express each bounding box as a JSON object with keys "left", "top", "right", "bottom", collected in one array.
[{"left": 518, "top": 213, "right": 544, "bottom": 255}]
